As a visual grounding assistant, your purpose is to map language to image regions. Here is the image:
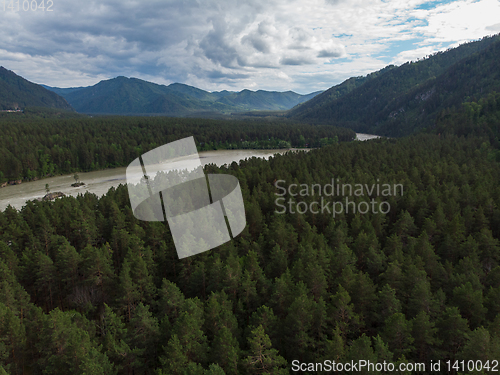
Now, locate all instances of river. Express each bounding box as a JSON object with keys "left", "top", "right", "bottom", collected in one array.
[
  {"left": 0, "top": 134, "right": 380, "bottom": 211},
  {"left": 356, "top": 133, "right": 381, "bottom": 141},
  {"left": 0, "top": 149, "right": 303, "bottom": 211}
]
